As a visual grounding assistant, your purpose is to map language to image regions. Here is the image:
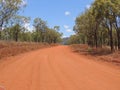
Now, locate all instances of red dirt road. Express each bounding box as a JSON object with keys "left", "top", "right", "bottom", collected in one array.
[{"left": 0, "top": 46, "right": 120, "bottom": 90}]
